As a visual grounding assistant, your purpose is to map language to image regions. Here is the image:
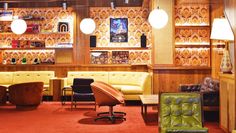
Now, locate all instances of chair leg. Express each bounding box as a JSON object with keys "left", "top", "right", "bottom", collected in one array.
[
  {"left": 97, "top": 111, "right": 126, "bottom": 116},
  {"left": 94, "top": 106, "right": 126, "bottom": 123}
]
